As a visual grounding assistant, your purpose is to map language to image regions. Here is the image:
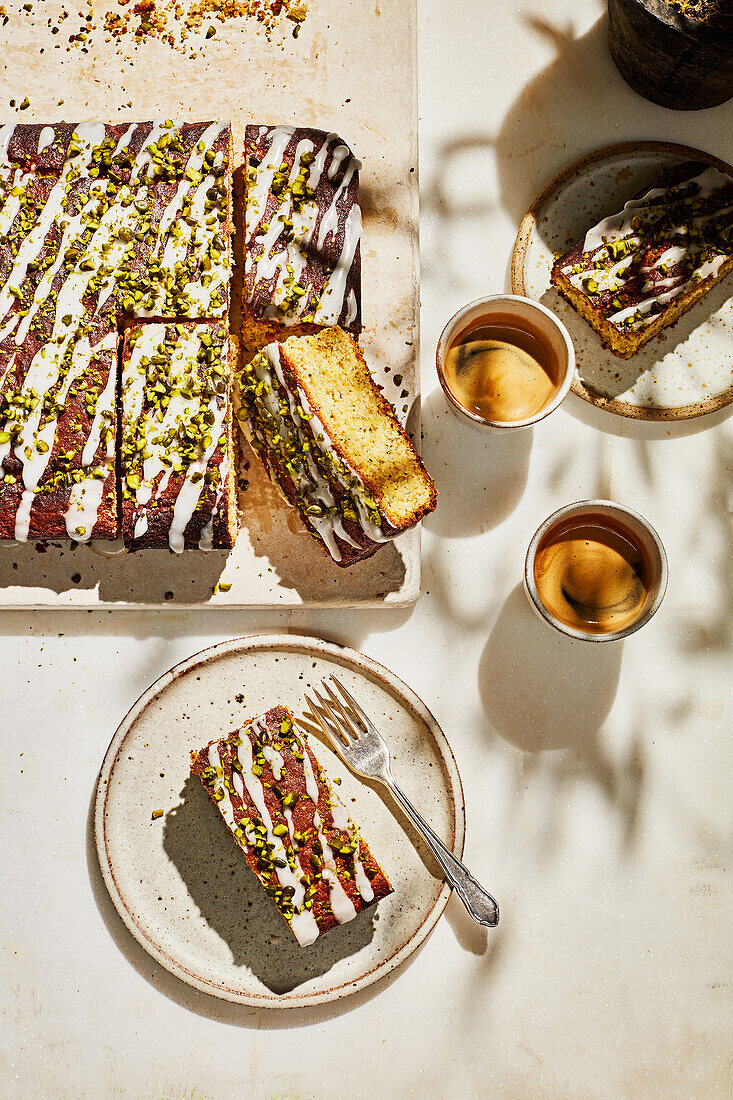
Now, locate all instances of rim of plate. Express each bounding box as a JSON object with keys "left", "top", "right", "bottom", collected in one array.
[
  {"left": 511, "top": 140, "right": 733, "bottom": 422},
  {"left": 94, "top": 633, "right": 466, "bottom": 1009}
]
